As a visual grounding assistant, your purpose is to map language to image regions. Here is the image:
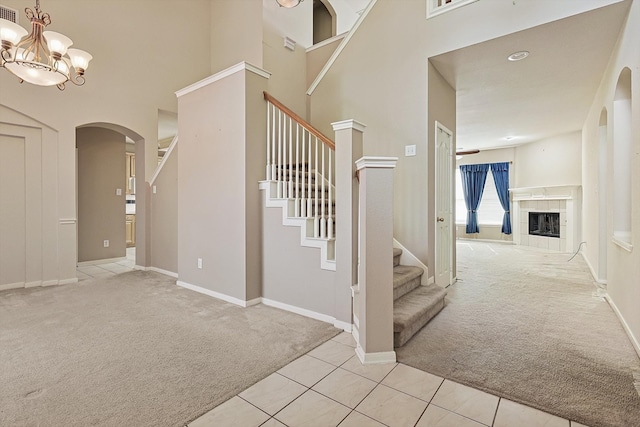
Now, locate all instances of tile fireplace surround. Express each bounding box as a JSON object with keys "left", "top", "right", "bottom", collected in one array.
[{"left": 509, "top": 185, "right": 582, "bottom": 253}]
